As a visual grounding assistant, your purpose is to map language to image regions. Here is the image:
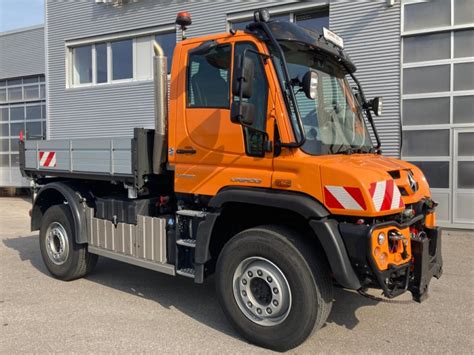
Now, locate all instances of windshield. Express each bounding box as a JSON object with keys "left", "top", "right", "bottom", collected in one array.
[{"left": 271, "top": 40, "right": 373, "bottom": 155}]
